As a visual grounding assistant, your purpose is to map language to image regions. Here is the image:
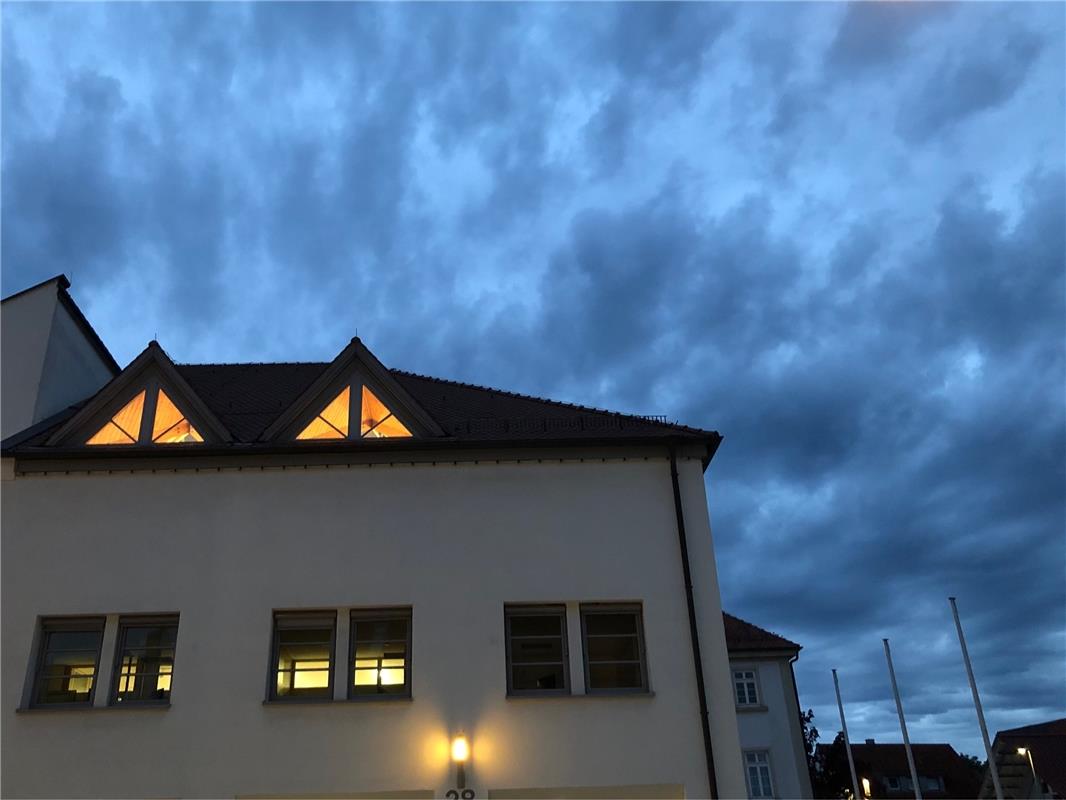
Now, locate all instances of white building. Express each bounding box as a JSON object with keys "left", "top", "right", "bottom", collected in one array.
[{"left": 1, "top": 276, "right": 812, "bottom": 799}]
